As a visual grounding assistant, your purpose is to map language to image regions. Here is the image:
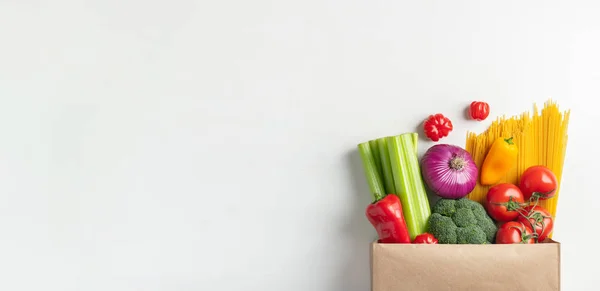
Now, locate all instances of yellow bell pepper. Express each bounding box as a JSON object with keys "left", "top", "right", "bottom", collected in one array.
[{"left": 480, "top": 137, "right": 519, "bottom": 185}]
